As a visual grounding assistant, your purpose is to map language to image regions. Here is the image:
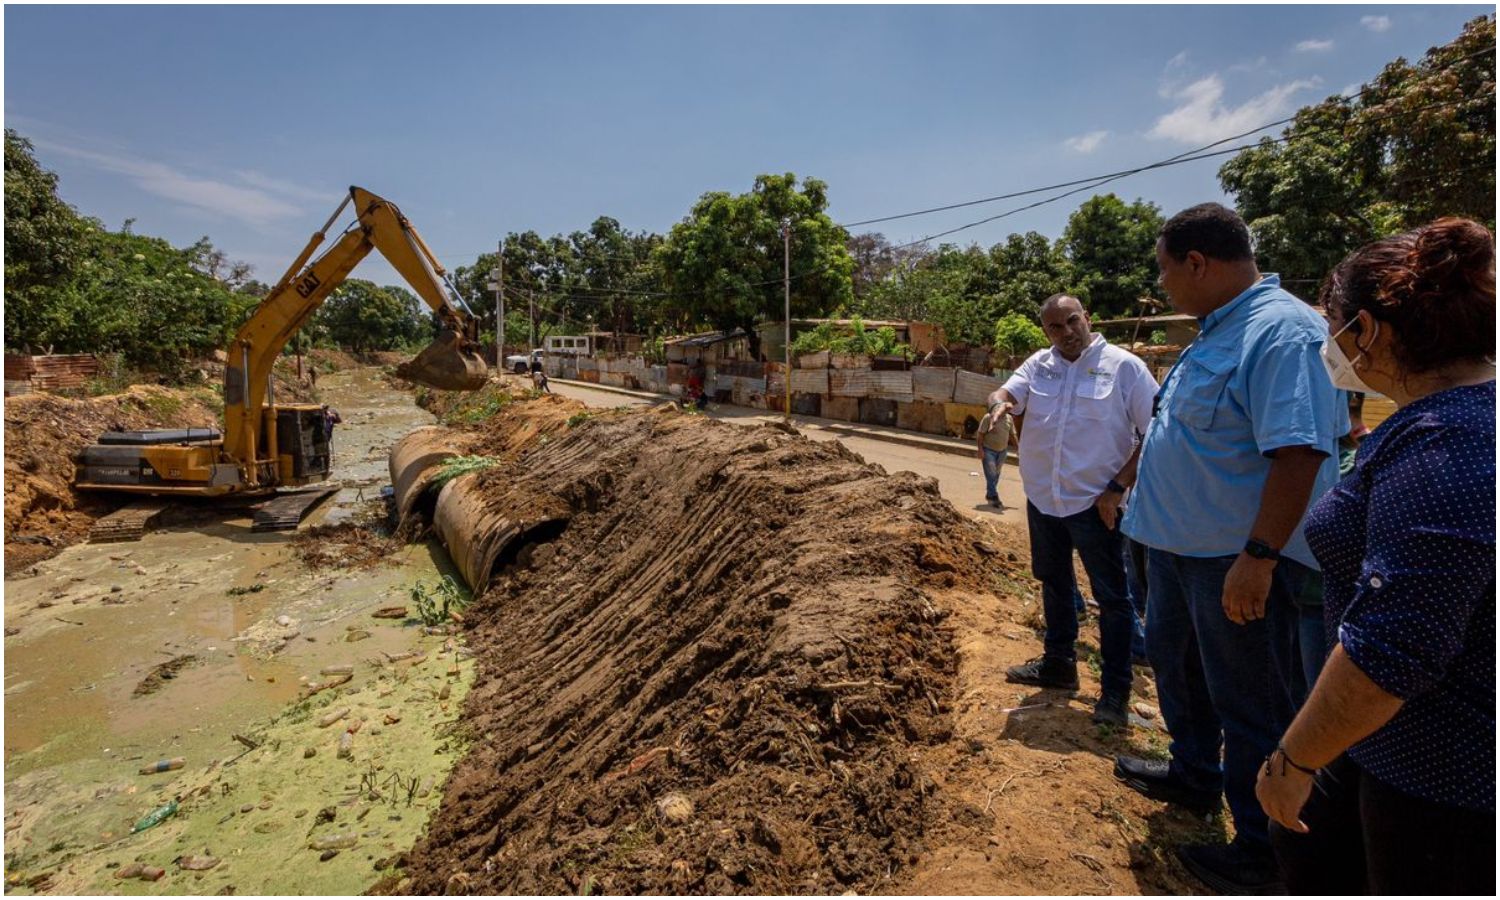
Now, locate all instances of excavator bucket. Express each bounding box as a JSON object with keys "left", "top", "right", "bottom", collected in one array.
[{"left": 395, "top": 330, "right": 489, "bottom": 391}]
